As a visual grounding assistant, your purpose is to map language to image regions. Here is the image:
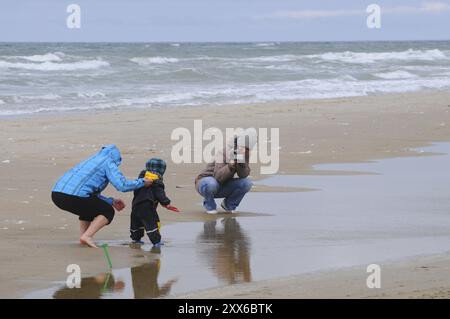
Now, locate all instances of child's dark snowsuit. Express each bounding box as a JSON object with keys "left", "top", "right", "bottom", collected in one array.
[{"left": 130, "top": 170, "right": 170, "bottom": 244}]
